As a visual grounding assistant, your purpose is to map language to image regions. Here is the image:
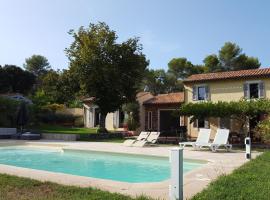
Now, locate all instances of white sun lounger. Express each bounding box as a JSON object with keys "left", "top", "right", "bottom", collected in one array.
[
  {"left": 123, "top": 131, "right": 150, "bottom": 146},
  {"left": 132, "top": 131, "right": 160, "bottom": 147},
  {"left": 179, "top": 128, "right": 211, "bottom": 149},
  {"left": 196, "top": 129, "right": 232, "bottom": 152}
]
